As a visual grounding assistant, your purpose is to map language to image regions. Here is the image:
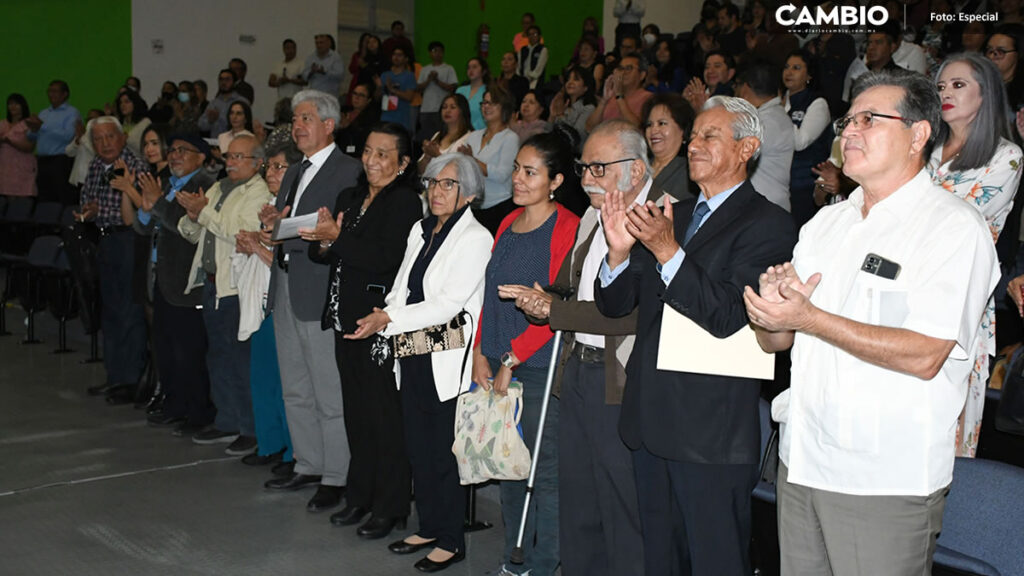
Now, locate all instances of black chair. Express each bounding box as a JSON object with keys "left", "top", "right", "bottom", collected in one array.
[
  {"left": 15, "top": 236, "right": 63, "bottom": 344},
  {"left": 61, "top": 222, "right": 102, "bottom": 362},
  {"left": 0, "top": 197, "right": 37, "bottom": 335},
  {"left": 30, "top": 201, "right": 64, "bottom": 236}
]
